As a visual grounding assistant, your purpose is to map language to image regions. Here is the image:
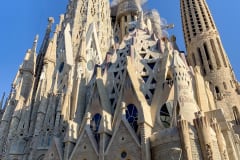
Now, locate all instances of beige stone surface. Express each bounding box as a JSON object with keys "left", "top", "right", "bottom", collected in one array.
[{"left": 0, "top": 0, "right": 239, "bottom": 159}]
